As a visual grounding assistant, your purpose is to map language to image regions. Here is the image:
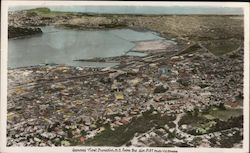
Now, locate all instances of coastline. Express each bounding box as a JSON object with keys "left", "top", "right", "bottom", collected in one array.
[{"left": 8, "top": 8, "right": 244, "bottom": 41}]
